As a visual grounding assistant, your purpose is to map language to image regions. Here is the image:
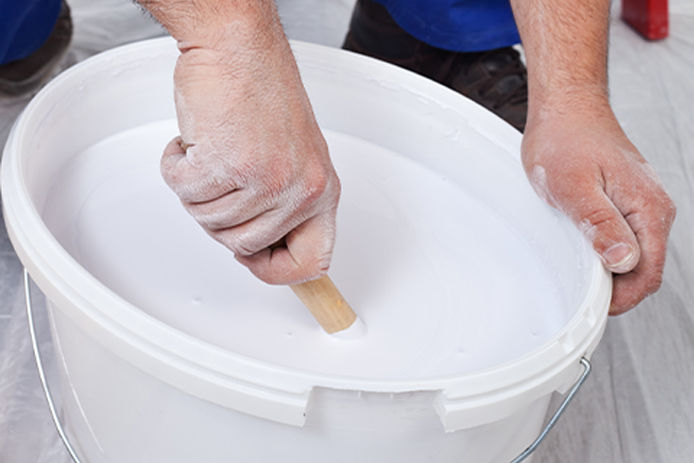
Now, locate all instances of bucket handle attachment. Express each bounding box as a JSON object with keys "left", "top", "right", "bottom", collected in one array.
[
  {"left": 25, "top": 269, "right": 591, "bottom": 463},
  {"left": 510, "top": 356, "right": 592, "bottom": 463}
]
